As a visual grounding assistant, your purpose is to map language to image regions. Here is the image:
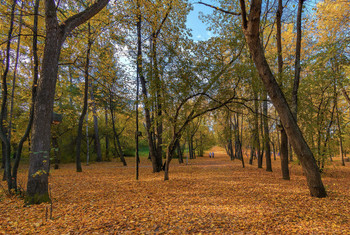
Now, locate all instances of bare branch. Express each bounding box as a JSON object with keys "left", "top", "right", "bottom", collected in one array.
[{"left": 197, "top": 2, "right": 241, "bottom": 16}]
